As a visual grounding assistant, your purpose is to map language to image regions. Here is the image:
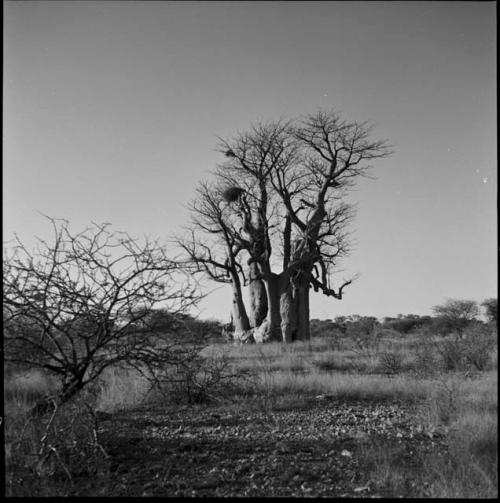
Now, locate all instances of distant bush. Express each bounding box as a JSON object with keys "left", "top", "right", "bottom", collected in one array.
[
  {"left": 437, "top": 339, "right": 467, "bottom": 371},
  {"left": 462, "top": 324, "right": 496, "bottom": 371},
  {"left": 345, "top": 317, "right": 382, "bottom": 357},
  {"left": 431, "top": 316, "right": 456, "bottom": 337},
  {"left": 481, "top": 298, "right": 497, "bottom": 326},
  {"left": 311, "top": 354, "right": 351, "bottom": 373},
  {"left": 436, "top": 324, "right": 496, "bottom": 372},
  {"left": 431, "top": 299, "right": 480, "bottom": 338},
  {"left": 378, "top": 351, "right": 405, "bottom": 375},
  {"left": 378, "top": 327, "right": 405, "bottom": 339},
  {"left": 381, "top": 315, "right": 433, "bottom": 335},
  {"left": 412, "top": 342, "right": 439, "bottom": 378},
  {"left": 346, "top": 316, "right": 379, "bottom": 334},
  {"left": 309, "top": 319, "right": 344, "bottom": 348}
]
